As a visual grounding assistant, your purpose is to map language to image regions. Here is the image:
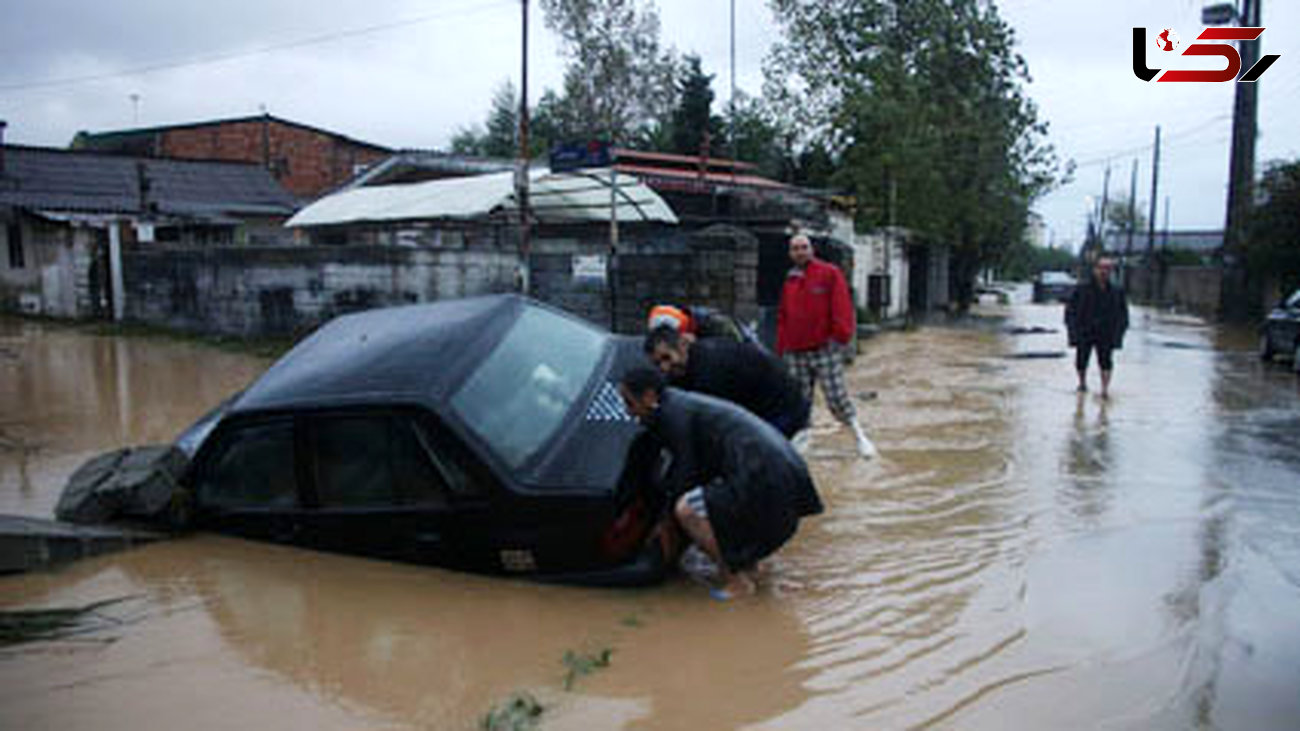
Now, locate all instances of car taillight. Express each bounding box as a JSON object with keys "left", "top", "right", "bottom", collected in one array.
[{"left": 598, "top": 495, "right": 649, "bottom": 560}]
